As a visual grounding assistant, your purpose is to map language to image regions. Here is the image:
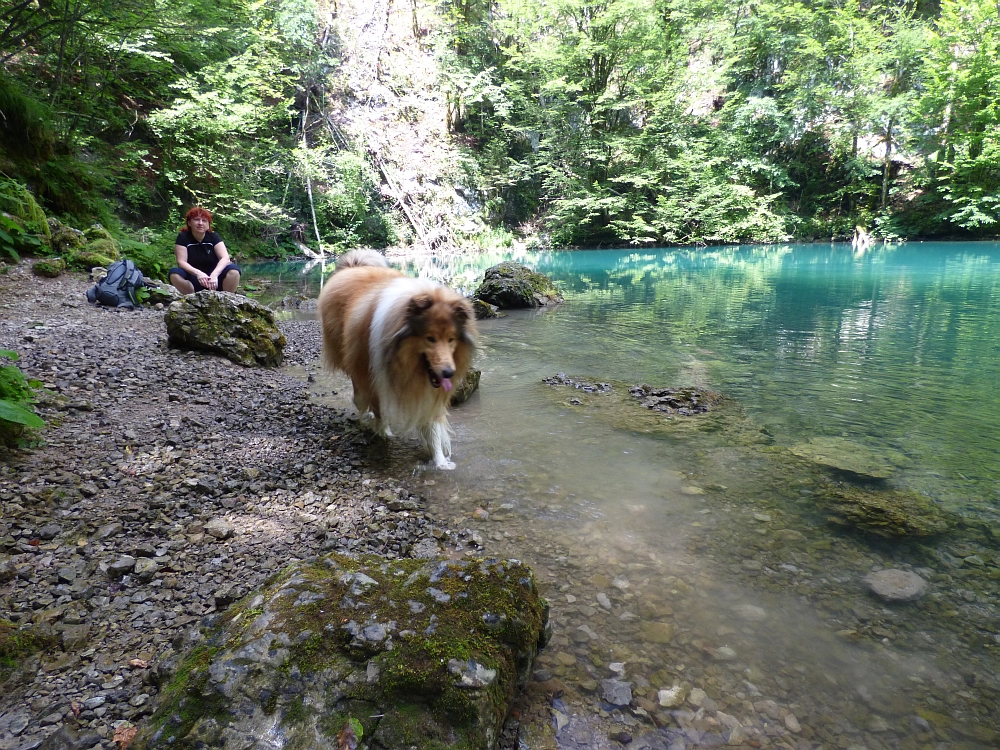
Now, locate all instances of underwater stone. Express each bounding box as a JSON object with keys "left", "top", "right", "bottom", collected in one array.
[
  {"left": 600, "top": 678, "right": 633, "bottom": 706},
  {"left": 864, "top": 569, "right": 927, "bottom": 602},
  {"left": 819, "top": 486, "right": 949, "bottom": 538},
  {"left": 788, "top": 436, "right": 902, "bottom": 479}
]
